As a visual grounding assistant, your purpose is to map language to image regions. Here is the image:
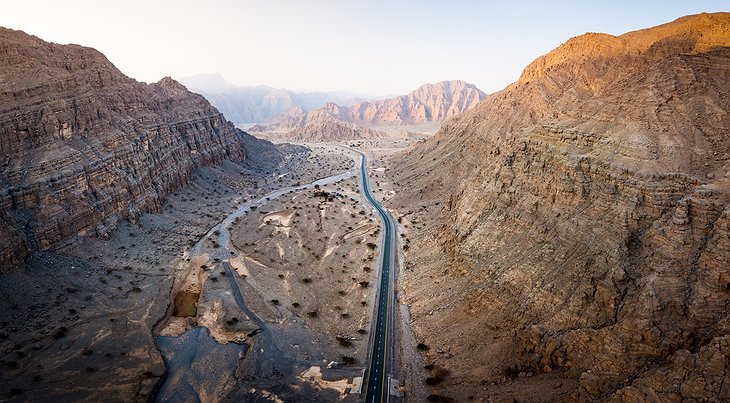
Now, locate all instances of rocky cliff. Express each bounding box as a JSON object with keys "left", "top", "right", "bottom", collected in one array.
[
  {"left": 253, "top": 80, "right": 485, "bottom": 141},
  {"left": 349, "top": 80, "right": 485, "bottom": 126},
  {"left": 389, "top": 13, "right": 730, "bottom": 401},
  {"left": 0, "top": 28, "right": 276, "bottom": 270}
]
